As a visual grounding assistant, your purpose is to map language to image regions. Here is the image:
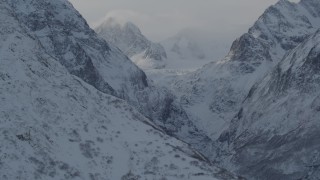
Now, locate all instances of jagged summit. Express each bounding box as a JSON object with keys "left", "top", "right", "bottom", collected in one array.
[
  {"left": 101, "top": 17, "right": 142, "bottom": 31},
  {"left": 249, "top": 0, "right": 319, "bottom": 49},
  {"left": 97, "top": 17, "right": 143, "bottom": 44},
  {"left": 224, "top": 0, "right": 320, "bottom": 71},
  {"left": 95, "top": 17, "right": 167, "bottom": 69}
]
